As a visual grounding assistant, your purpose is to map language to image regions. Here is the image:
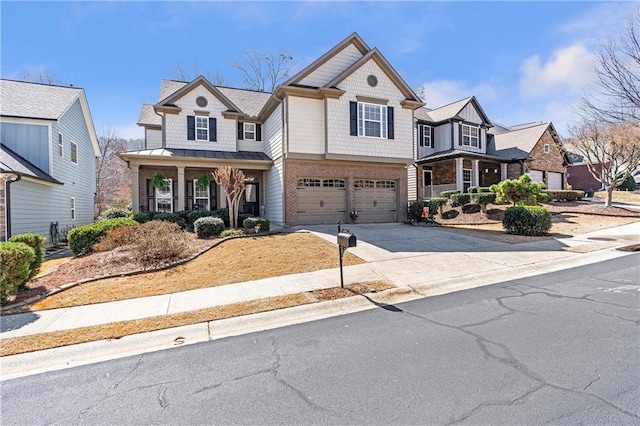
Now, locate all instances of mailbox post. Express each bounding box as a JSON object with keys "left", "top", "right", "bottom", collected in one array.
[{"left": 337, "top": 221, "right": 357, "bottom": 288}]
